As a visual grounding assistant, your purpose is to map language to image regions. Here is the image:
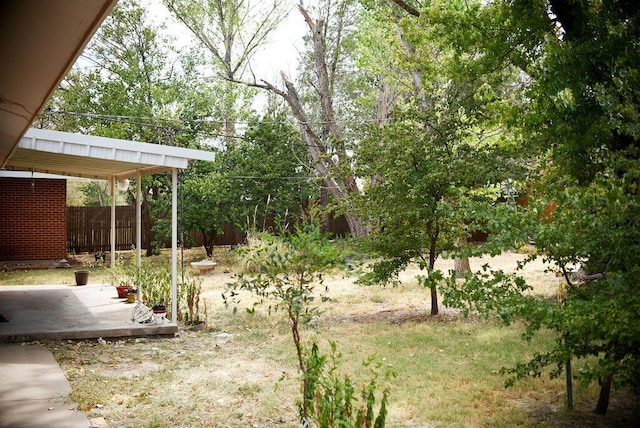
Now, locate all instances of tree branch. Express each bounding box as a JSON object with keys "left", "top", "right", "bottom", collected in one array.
[{"left": 388, "top": 0, "right": 420, "bottom": 17}]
